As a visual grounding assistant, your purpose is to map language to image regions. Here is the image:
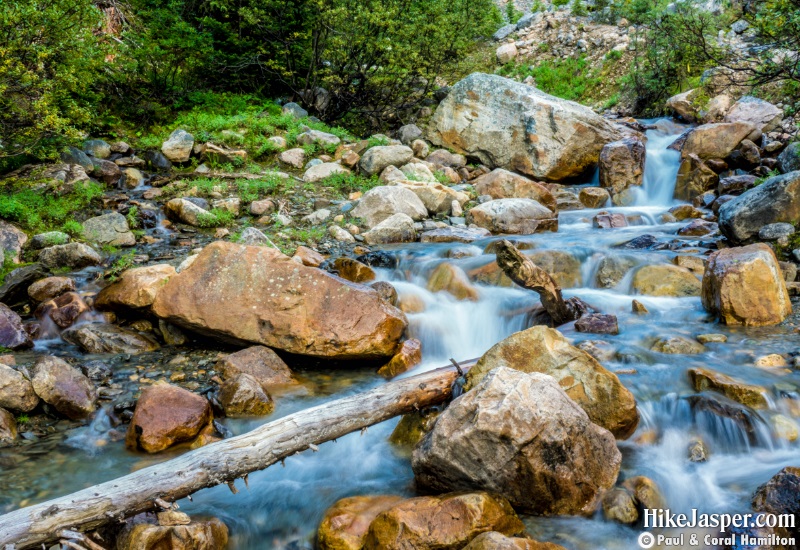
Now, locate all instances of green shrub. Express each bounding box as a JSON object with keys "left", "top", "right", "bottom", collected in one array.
[
  {"left": 498, "top": 57, "right": 601, "bottom": 101},
  {"left": 571, "top": 0, "right": 588, "bottom": 16}
]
